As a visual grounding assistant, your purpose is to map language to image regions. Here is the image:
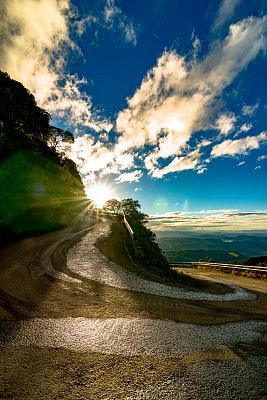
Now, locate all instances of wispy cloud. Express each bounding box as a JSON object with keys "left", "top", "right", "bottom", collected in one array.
[
  {"left": 115, "top": 170, "right": 143, "bottom": 183},
  {"left": 197, "top": 167, "right": 207, "bottom": 174},
  {"left": 148, "top": 150, "right": 201, "bottom": 178},
  {"left": 73, "top": 15, "right": 97, "bottom": 36},
  {"left": 65, "top": 134, "right": 135, "bottom": 177},
  {"left": 212, "top": 0, "right": 242, "bottom": 32},
  {"left": 0, "top": 0, "right": 112, "bottom": 132},
  {"left": 211, "top": 132, "right": 267, "bottom": 157},
  {"left": 148, "top": 209, "right": 267, "bottom": 232},
  {"left": 242, "top": 102, "right": 259, "bottom": 116},
  {"left": 115, "top": 15, "right": 267, "bottom": 177},
  {"left": 0, "top": 0, "right": 139, "bottom": 133},
  {"left": 215, "top": 113, "right": 236, "bottom": 136},
  {"left": 239, "top": 123, "right": 253, "bottom": 132},
  {"left": 1, "top": 0, "right": 266, "bottom": 184},
  {"left": 103, "top": 0, "right": 140, "bottom": 46}
]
